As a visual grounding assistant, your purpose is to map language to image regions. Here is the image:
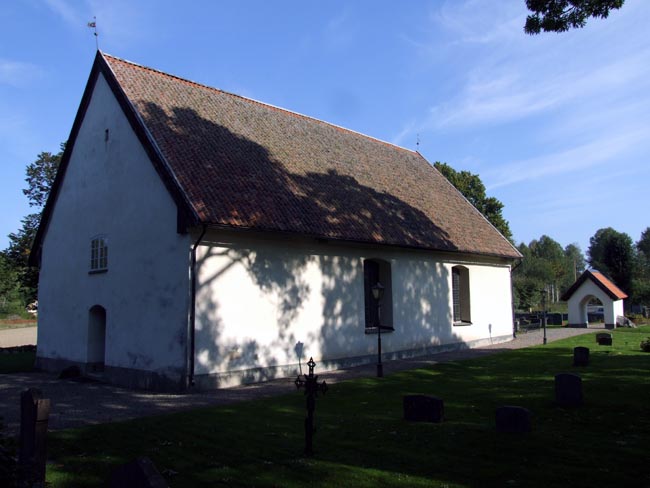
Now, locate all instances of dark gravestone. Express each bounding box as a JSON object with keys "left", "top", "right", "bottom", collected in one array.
[
  {"left": 555, "top": 373, "right": 583, "bottom": 407},
  {"left": 596, "top": 333, "right": 612, "bottom": 346},
  {"left": 573, "top": 347, "right": 590, "bottom": 366},
  {"left": 547, "top": 313, "right": 563, "bottom": 326},
  {"left": 403, "top": 395, "right": 444, "bottom": 423},
  {"left": 19, "top": 388, "right": 50, "bottom": 485},
  {"left": 109, "top": 457, "right": 169, "bottom": 488},
  {"left": 495, "top": 406, "right": 532, "bottom": 433}
]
